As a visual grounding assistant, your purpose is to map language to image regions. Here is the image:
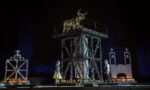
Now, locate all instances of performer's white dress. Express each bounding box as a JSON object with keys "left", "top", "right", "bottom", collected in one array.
[{"left": 53, "top": 65, "right": 62, "bottom": 79}]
